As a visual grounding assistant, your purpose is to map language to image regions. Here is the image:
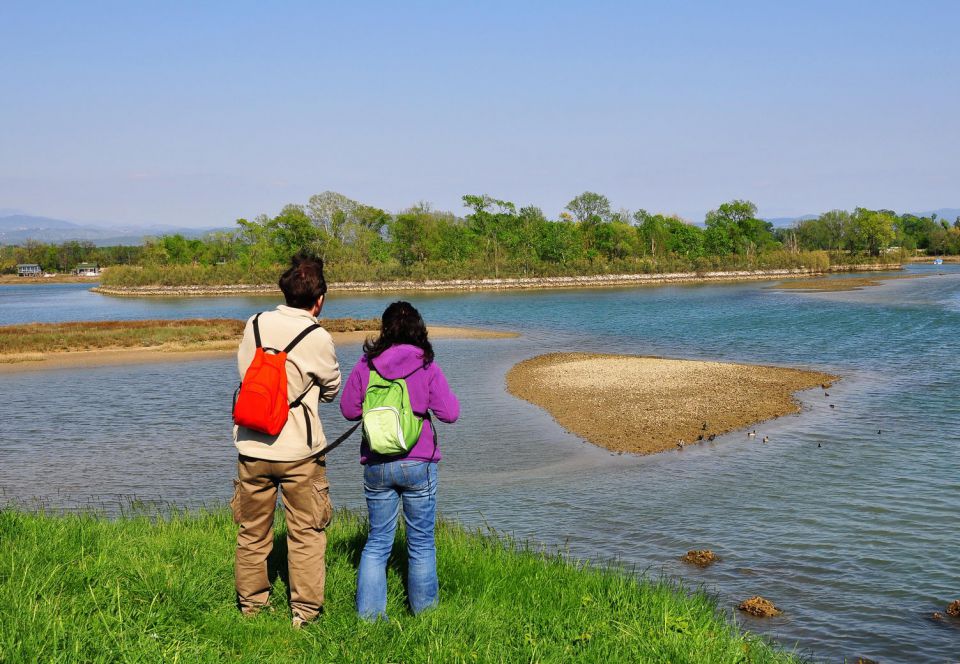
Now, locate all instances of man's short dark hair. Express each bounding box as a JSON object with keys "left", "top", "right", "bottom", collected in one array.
[{"left": 279, "top": 251, "right": 327, "bottom": 309}]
